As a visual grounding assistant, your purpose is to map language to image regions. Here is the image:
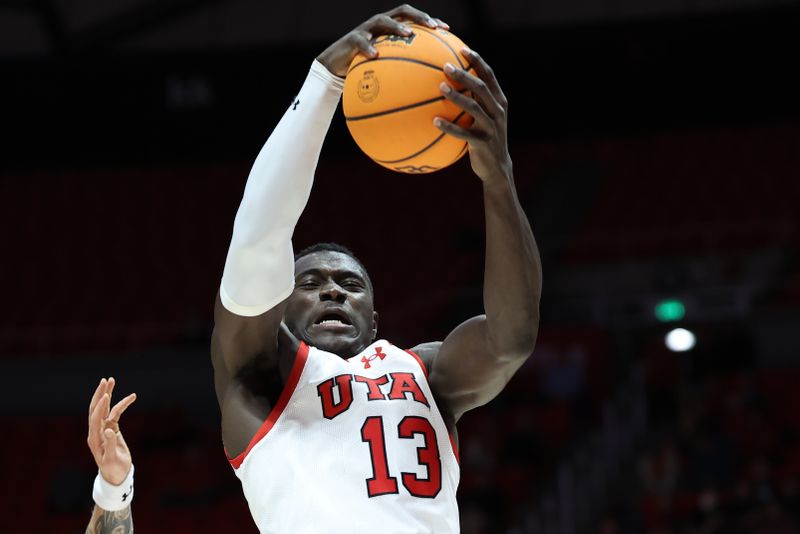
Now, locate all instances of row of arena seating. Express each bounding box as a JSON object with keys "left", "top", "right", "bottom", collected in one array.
[
  {"left": 3, "top": 123, "right": 797, "bottom": 355},
  {"left": 558, "top": 124, "right": 800, "bottom": 262},
  {"left": 635, "top": 367, "right": 800, "bottom": 532},
  {"left": 0, "top": 156, "right": 485, "bottom": 355}
]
